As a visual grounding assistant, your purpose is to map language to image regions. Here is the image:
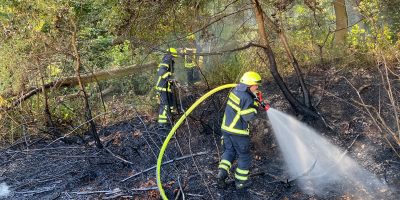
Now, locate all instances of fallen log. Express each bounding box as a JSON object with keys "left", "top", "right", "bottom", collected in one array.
[{"left": 10, "top": 62, "right": 155, "bottom": 107}]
